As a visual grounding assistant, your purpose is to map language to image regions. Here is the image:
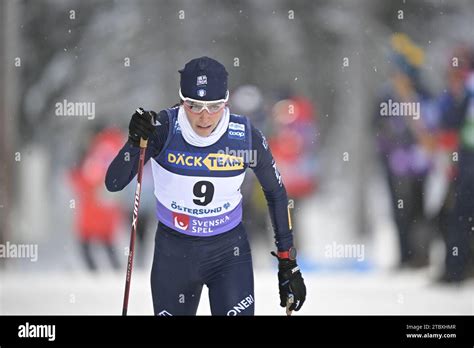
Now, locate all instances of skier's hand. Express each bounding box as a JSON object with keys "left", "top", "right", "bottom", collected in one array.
[
  {"left": 128, "top": 108, "right": 156, "bottom": 147},
  {"left": 272, "top": 251, "right": 306, "bottom": 312}
]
